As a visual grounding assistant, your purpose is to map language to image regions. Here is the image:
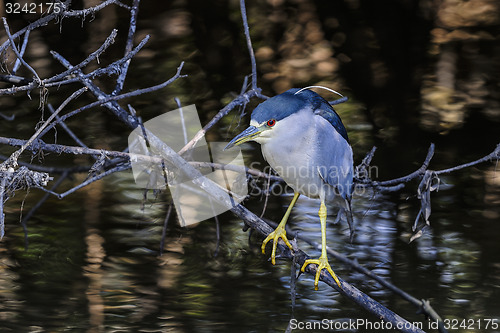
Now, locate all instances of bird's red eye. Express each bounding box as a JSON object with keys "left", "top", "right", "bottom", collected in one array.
[{"left": 267, "top": 119, "right": 276, "bottom": 127}]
